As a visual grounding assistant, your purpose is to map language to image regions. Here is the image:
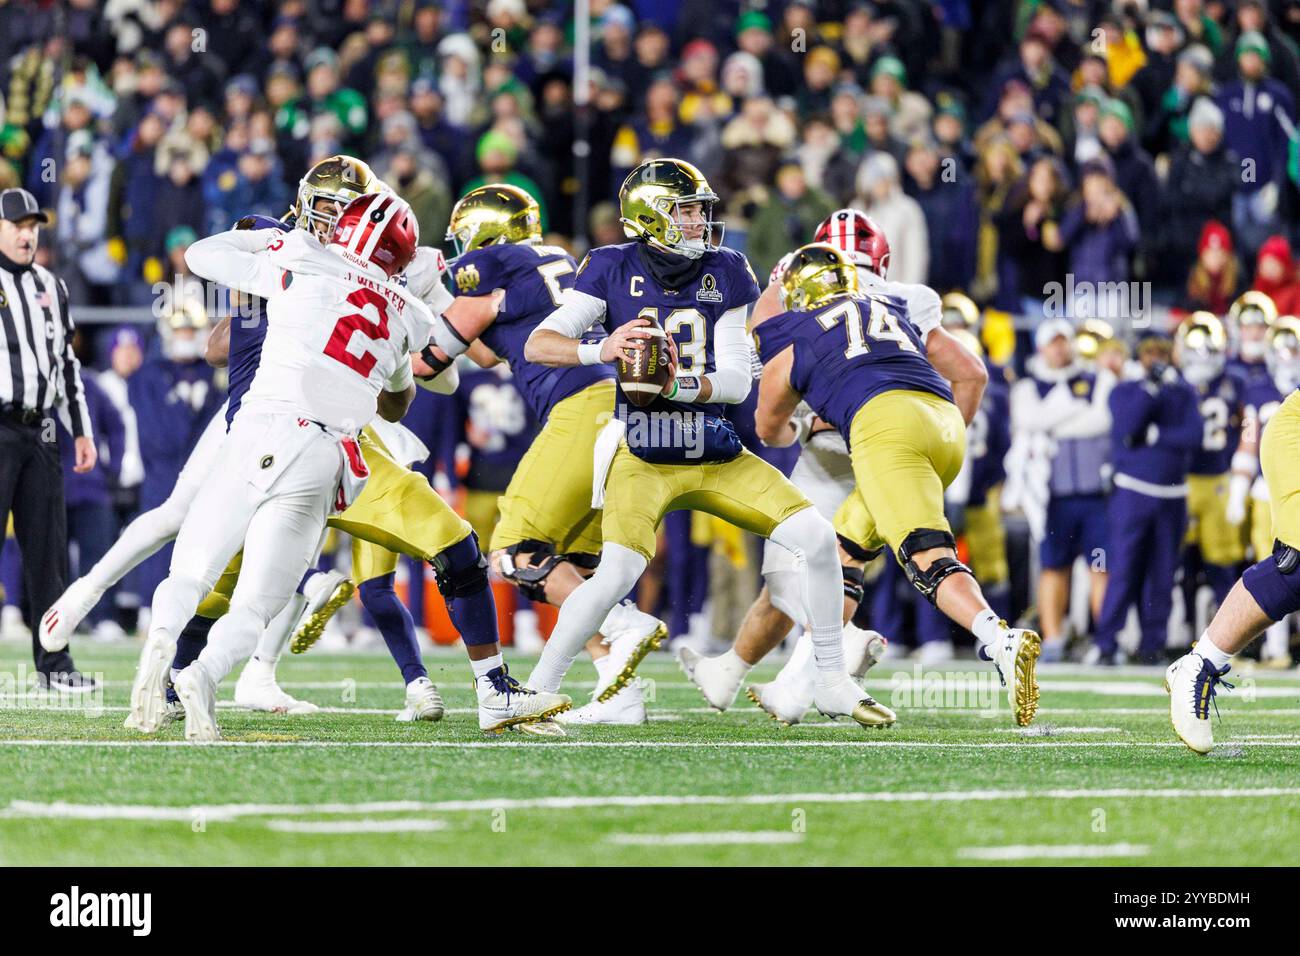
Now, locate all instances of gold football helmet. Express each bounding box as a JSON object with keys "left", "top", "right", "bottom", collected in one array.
[
  {"left": 781, "top": 242, "right": 859, "bottom": 311},
  {"left": 1175, "top": 311, "right": 1228, "bottom": 385},
  {"left": 290, "top": 155, "right": 386, "bottom": 240},
  {"left": 1074, "top": 318, "right": 1115, "bottom": 363},
  {"left": 1229, "top": 290, "right": 1278, "bottom": 329},
  {"left": 940, "top": 292, "right": 980, "bottom": 332},
  {"left": 948, "top": 327, "right": 984, "bottom": 359},
  {"left": 618, "top": 158, "right": 723, "bottom": 259},
  {"left": 446, "top": 183, "right": 542, "bottom": 258},
  {"left": 1268, "top": 315, "right": 1300, "bottom": 389}
]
